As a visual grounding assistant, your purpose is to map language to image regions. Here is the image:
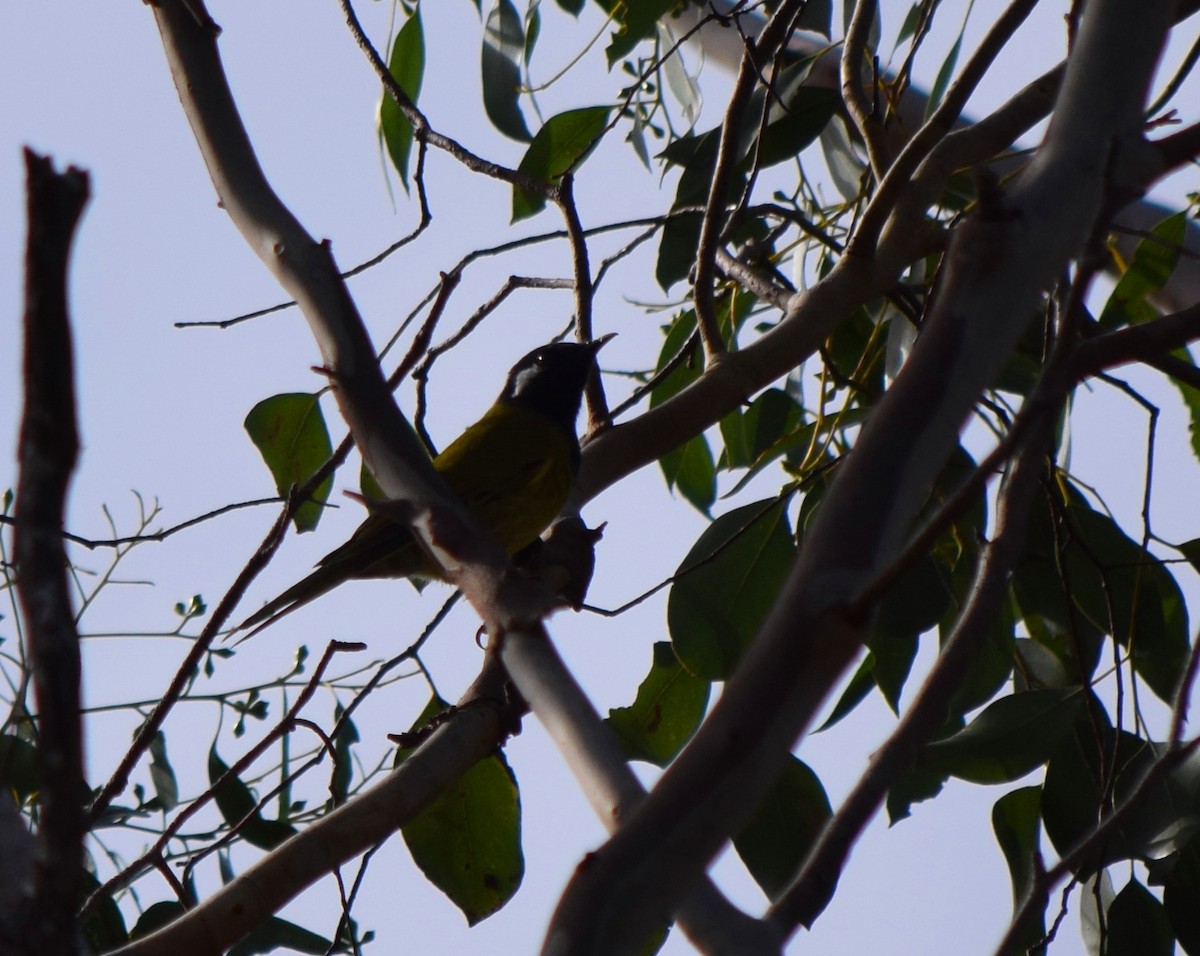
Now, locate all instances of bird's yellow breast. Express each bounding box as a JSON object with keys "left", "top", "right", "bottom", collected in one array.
[{"left": 434, "top": 401, "right": 576, "bottom": 556}]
